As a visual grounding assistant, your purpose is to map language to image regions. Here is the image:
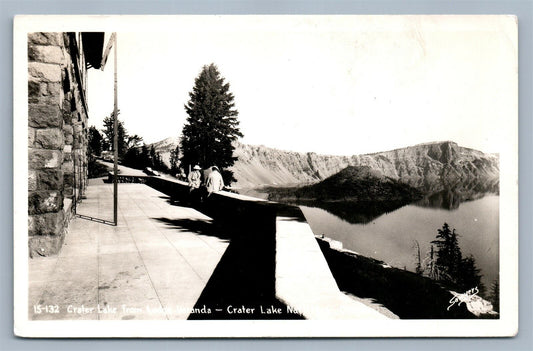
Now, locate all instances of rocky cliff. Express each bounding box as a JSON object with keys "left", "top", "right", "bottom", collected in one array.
[
  {"left": 149, "top": 136, "right": 180, "bottom": 167},
  {"left": 151, "top": 139, "right": 499, "bottom": 191},
  {"left": 230, "top": 141, "right": 499, "bottom": 191}
]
